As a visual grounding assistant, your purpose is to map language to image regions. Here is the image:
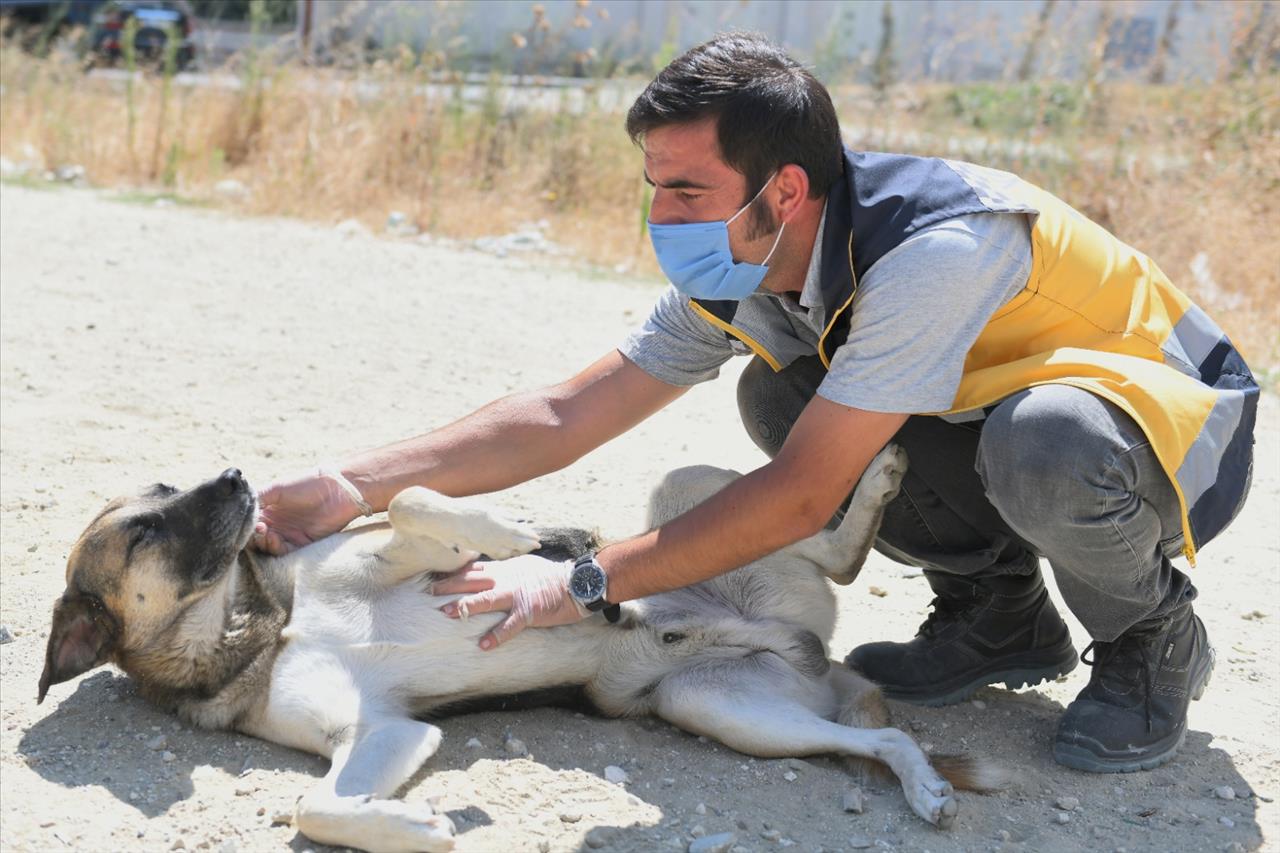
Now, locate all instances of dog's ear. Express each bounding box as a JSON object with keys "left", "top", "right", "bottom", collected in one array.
[{"left": 38, "top": 594, "right": 118, "bottom": 703}]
